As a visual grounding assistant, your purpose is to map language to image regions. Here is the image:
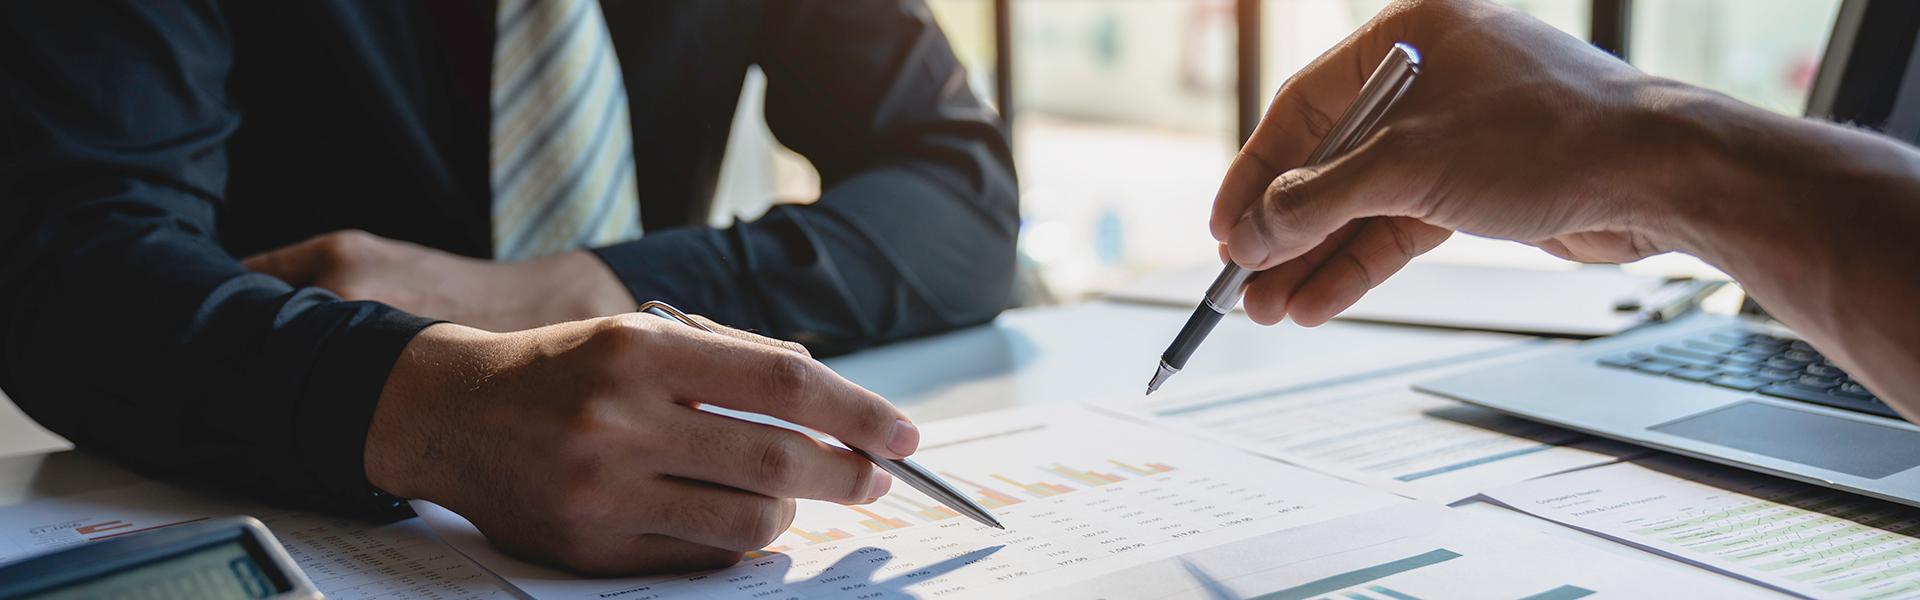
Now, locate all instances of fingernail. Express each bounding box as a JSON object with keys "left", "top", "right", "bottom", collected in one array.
[
  {"left": 887, "top": 419, "right": 920, "bottom": 456},
  {"left": 865, "top": 468, "right": 894, "bottom": 502},
  {"left": 1228, "top": 218, "right": 1271, "bottom": 267}
]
